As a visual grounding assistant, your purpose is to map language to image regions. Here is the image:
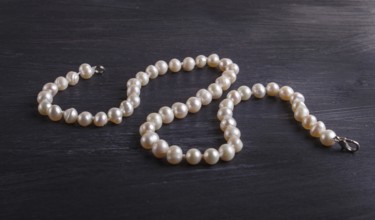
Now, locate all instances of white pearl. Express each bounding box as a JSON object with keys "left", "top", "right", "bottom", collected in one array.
[
  {"left": 147, "top": 113, "right": 163, "bottom": 130},
  {"left": 208, "top": 83, "right": 223, "bottom": 99},
  {"left": 290, "top": 92, "right": 305, "bottom": 104},
  {"left": 127, "top": 85, "right": 141, "bottom": 96},
  {"left": 252, "top": 83, "right": 266, "bottom": 98},
  {"left": 222, "top": 70, "right": 237, "bottom": 83},
  {"left": 172, "top": 102, "right": 188, "bottom": 119},
  {"left": 48, "top": 105, "right": 63, "bottom": 121},
  {"left": 38, "top": 100, "right": 52, "bottom": 115},
  {"left": 266, "top": 82, "right": 280, "bottom": 96},
  {"left": 227, "top": 136, "right": 243, "bottom": 152},
  {"left": 279, "top": 86, "right": 294, "bottom": 101},
  {"left": 140, "top": 131, "right": 159, "bottom": 149},
  {"left": 320, "top": 129, "right": 337, "bottom": 147},
  {"left": 120, "top": 100, "right": 134, "bottom": 117},
  {"left": 169, "top": 58, "right": 182, "bottom": 73},
  {"left": 63, "top": 108, "right": 78, "bottom": 124},
  {"left": 215, "top": 76, "right": 231, "bottom": 91},
  {"left": 238, "top": 86, "right": 252, "bottom": 101},
  {"left": 294, "top": 106, "right": 310, "bottom": 122},
  {"left": 302, "top": 115, "right": 317, "bottom": 130},
  {"left": 93, "top": 112, "right": 108, "bottom": 127},
  {"left": 292, "top": 101, "right": 306, "bottom": 112},
  {"left": 139, "top": 122, "right": 156, "bottom": 136},
  {"left": 126, "top": 78, "right": 142, "bottom": 88},
  {"left": 107, "top": 107, "right": 123, "bottom": 124},
  {"left": 135, "top": 71, "right": 149, "bottom": 86},
  {"left": 186, "top": 97, "right": 202, "bottom": 113},
  {"left": 42, "top": 82, "right": 58, "bottom": 96},
  {"left": 217, "top": 107, "right": 233, "bottom": 121},
  {"left": 37, "top": 90, "right": 53, "bottom": 103},
  {"left": 219, "top": 98, "right": 234, "bottom": 110},
  {"left": 207, "top": 54, "right": 220, "bottom": 68},
  {"left": 182, "top": 57, "right": 195, "bottom": 71},
  {"left": 158, "top": 106, "right": 174, "bottom": 124},
  {"left": 152, "top": 139, "right": 169, "bottom": 158},
  {"left": 127, "top": 94, "right": 141, "bottom": 108},
  {"left": 146, "top": 65, "right": 159, "bottom": 79},
  {"left": 155, "top": 60, "right": 168, "bottom": 75},
  {"left": 310, "top": 121, "right": 326, "bottom": 138},
  {"left": 226, "top": 63, "right": 240, "bottom": 74},
  {"left": 195, "top": 55, "right": 207, "bottom": 68},
  {"left": 166, "top": 145, "right": 183, "bottom": 165},
  {"left": 54, "top": 76, "right": 69, "bottom": 91},
  {"left": 220, "top": 117, "right": 237, "bottom": 131},
  {"left": 66, "top": 71, "right": 79, "bottom": 86},
  {"left": 186, "top": 148, "right": 202, "bottom": 165},
  {"left": 77, "top": 111, "right": 92, "bottom": 127},
  {"left": 227, "top": 90, "right": 242, "bottom": 105},
  {"left": 196, "top": 89, "right": 212, "bottom": 105},
  {"left": 79, "top": 63, "right": 94, "bottom": 79},
  {"left": 203, "top": 148, "right": 220, "bottom": 165},
  {"left": 219, "top": 144, "right": 235, "bottom": 161},
  {"left": 219, "top": 58, "right": 233, "bottom": 71},
  {"left": 224, "top": 125, "right": 241, "bottom": 141}
]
